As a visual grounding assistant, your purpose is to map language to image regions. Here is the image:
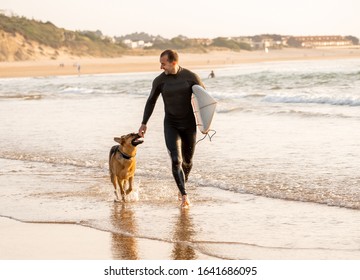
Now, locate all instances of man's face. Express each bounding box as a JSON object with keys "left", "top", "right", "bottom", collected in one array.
[{"left": 160, "top": 55, "right": 175, "bottom": 75}]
